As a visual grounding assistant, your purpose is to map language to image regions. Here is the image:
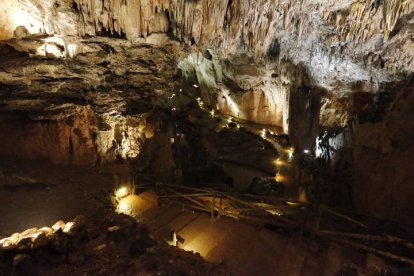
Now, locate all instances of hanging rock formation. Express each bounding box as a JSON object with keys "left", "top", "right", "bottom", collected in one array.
[
  {"left": 0, "top": 0, "right": 414, "bottom": 223},
  {"left": 0, "top": 36, "right": 183, "bottom": 165},
  {"left": 74, "top": 0, "right": 171, "bottom": 38}
]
